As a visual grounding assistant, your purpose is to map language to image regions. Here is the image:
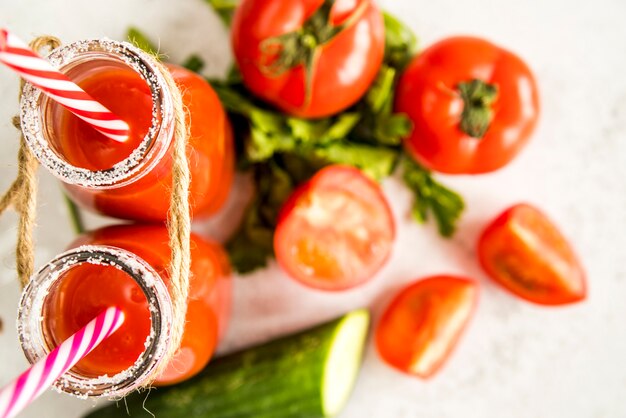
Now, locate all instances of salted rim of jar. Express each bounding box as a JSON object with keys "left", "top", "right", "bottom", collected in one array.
[
  {"left": 17, "top": 245, "right": 173, "bottom": 398},
  {"left": 19, "top": 38, "right": 174, "bottom": 189}
]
